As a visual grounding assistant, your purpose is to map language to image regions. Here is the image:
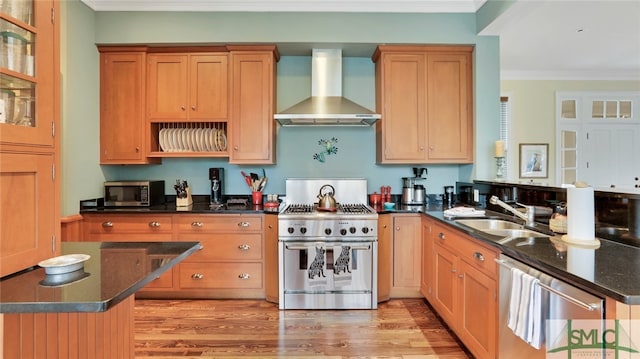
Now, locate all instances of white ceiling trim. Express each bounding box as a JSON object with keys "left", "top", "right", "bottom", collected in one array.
[
  {"left": 501, "top": 70, "right": 640, "bottom": 81},
  {"left": 80, "top": 0, "right": 486, "bottom": 13}
]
